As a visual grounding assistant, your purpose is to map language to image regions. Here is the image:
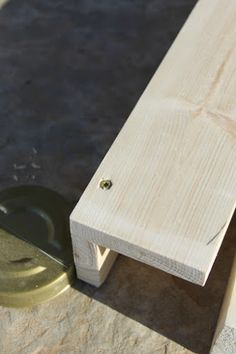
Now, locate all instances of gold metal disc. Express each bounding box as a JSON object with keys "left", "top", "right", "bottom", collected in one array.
[{"left": 0, "top": 186, "right": 75, "bottom": 308}]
